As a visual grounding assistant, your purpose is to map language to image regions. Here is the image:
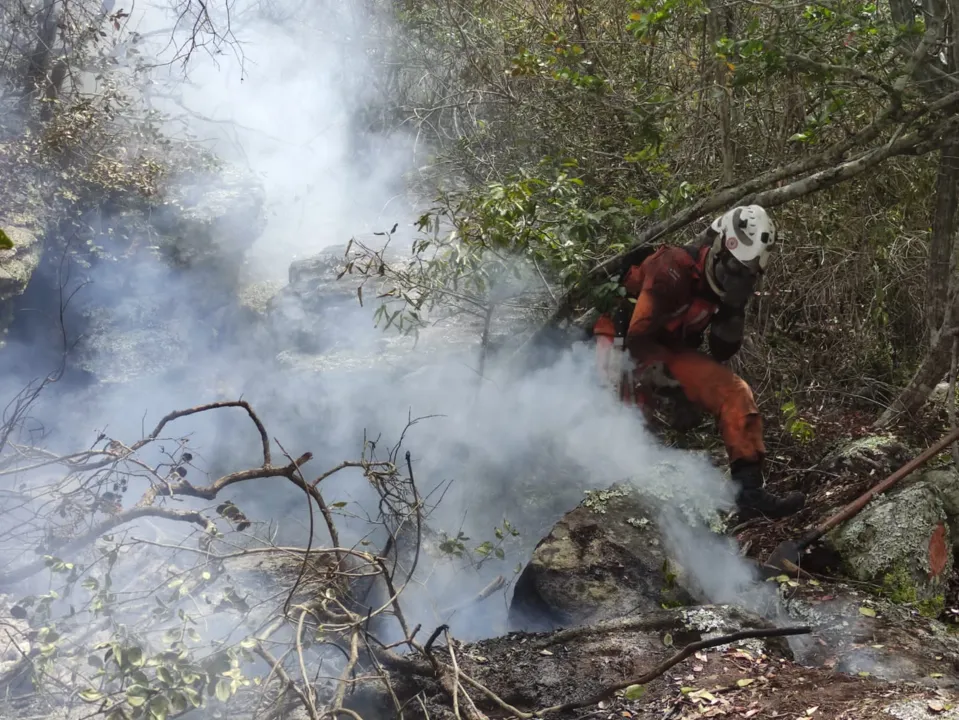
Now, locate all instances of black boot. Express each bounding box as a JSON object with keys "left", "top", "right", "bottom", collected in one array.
[{"left": 732, "top": 459, "right": 806, "bottom": 520}]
